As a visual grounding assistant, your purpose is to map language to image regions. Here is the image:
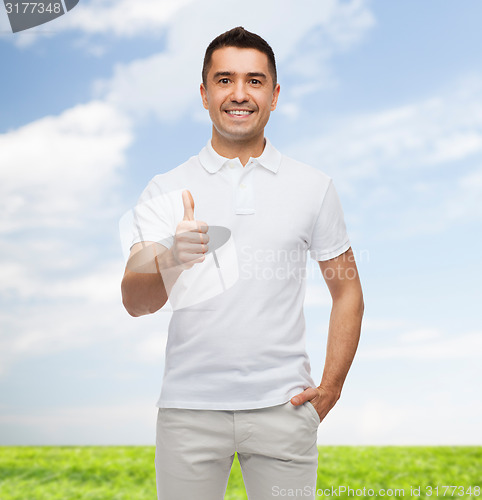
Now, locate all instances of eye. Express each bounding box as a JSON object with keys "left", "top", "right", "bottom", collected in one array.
[
  {"left": 250, "top": 79, "right": 261, "bottom": 85},
  {"left": 219, "top": 78, "right": 230, "bottom": 84}
]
